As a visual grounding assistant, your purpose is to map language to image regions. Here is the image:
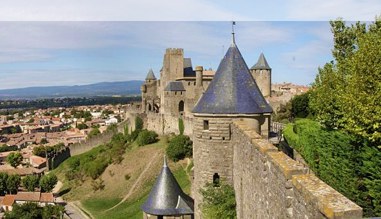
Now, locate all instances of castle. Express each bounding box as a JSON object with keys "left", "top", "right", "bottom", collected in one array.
[{"left": 139, "top": 33, "right": 362, "bottom": 219}]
